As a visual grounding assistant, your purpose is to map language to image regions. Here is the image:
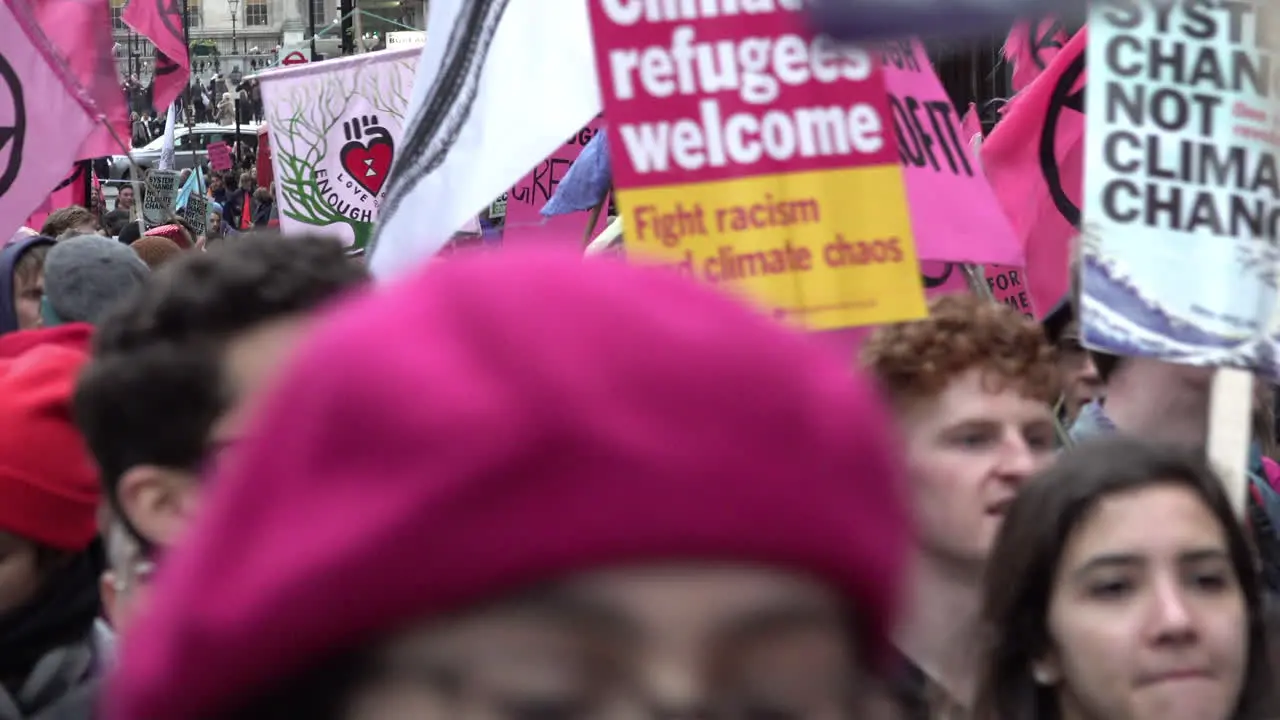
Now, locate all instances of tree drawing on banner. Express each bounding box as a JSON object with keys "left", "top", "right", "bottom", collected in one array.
[{"left": 266, "top": 57, "right": 413, "bottom": 249}]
